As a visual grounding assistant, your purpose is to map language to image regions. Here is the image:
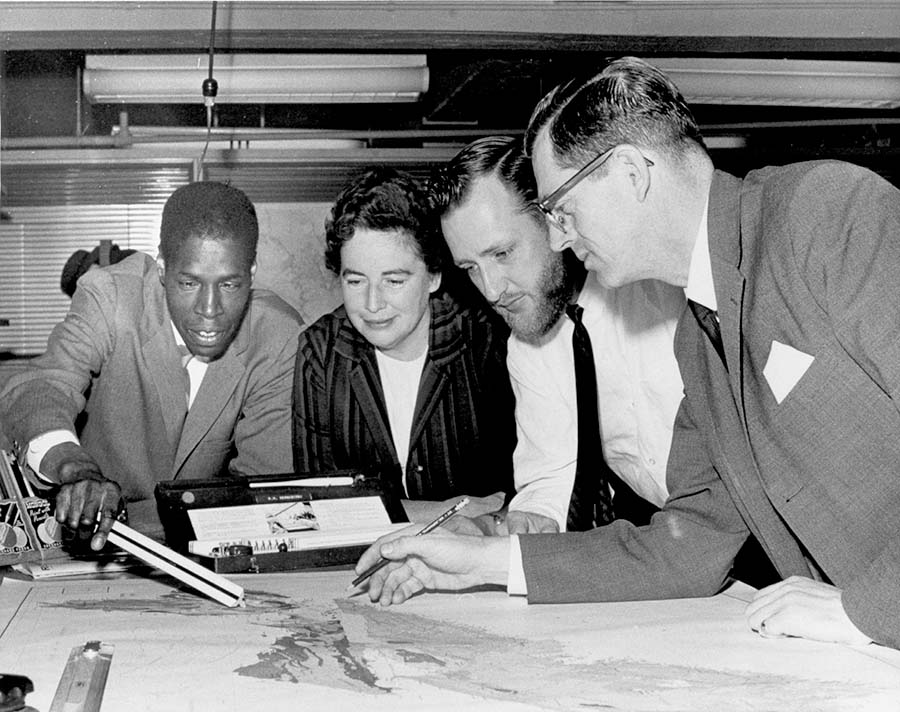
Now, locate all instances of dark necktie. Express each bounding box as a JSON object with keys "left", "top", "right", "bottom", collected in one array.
[
  {"left": 688, "top": 299, "right": 726, "bottom": 369},
  {"left": 565, "top": 304, "right": 615, "bottom": 531}
]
